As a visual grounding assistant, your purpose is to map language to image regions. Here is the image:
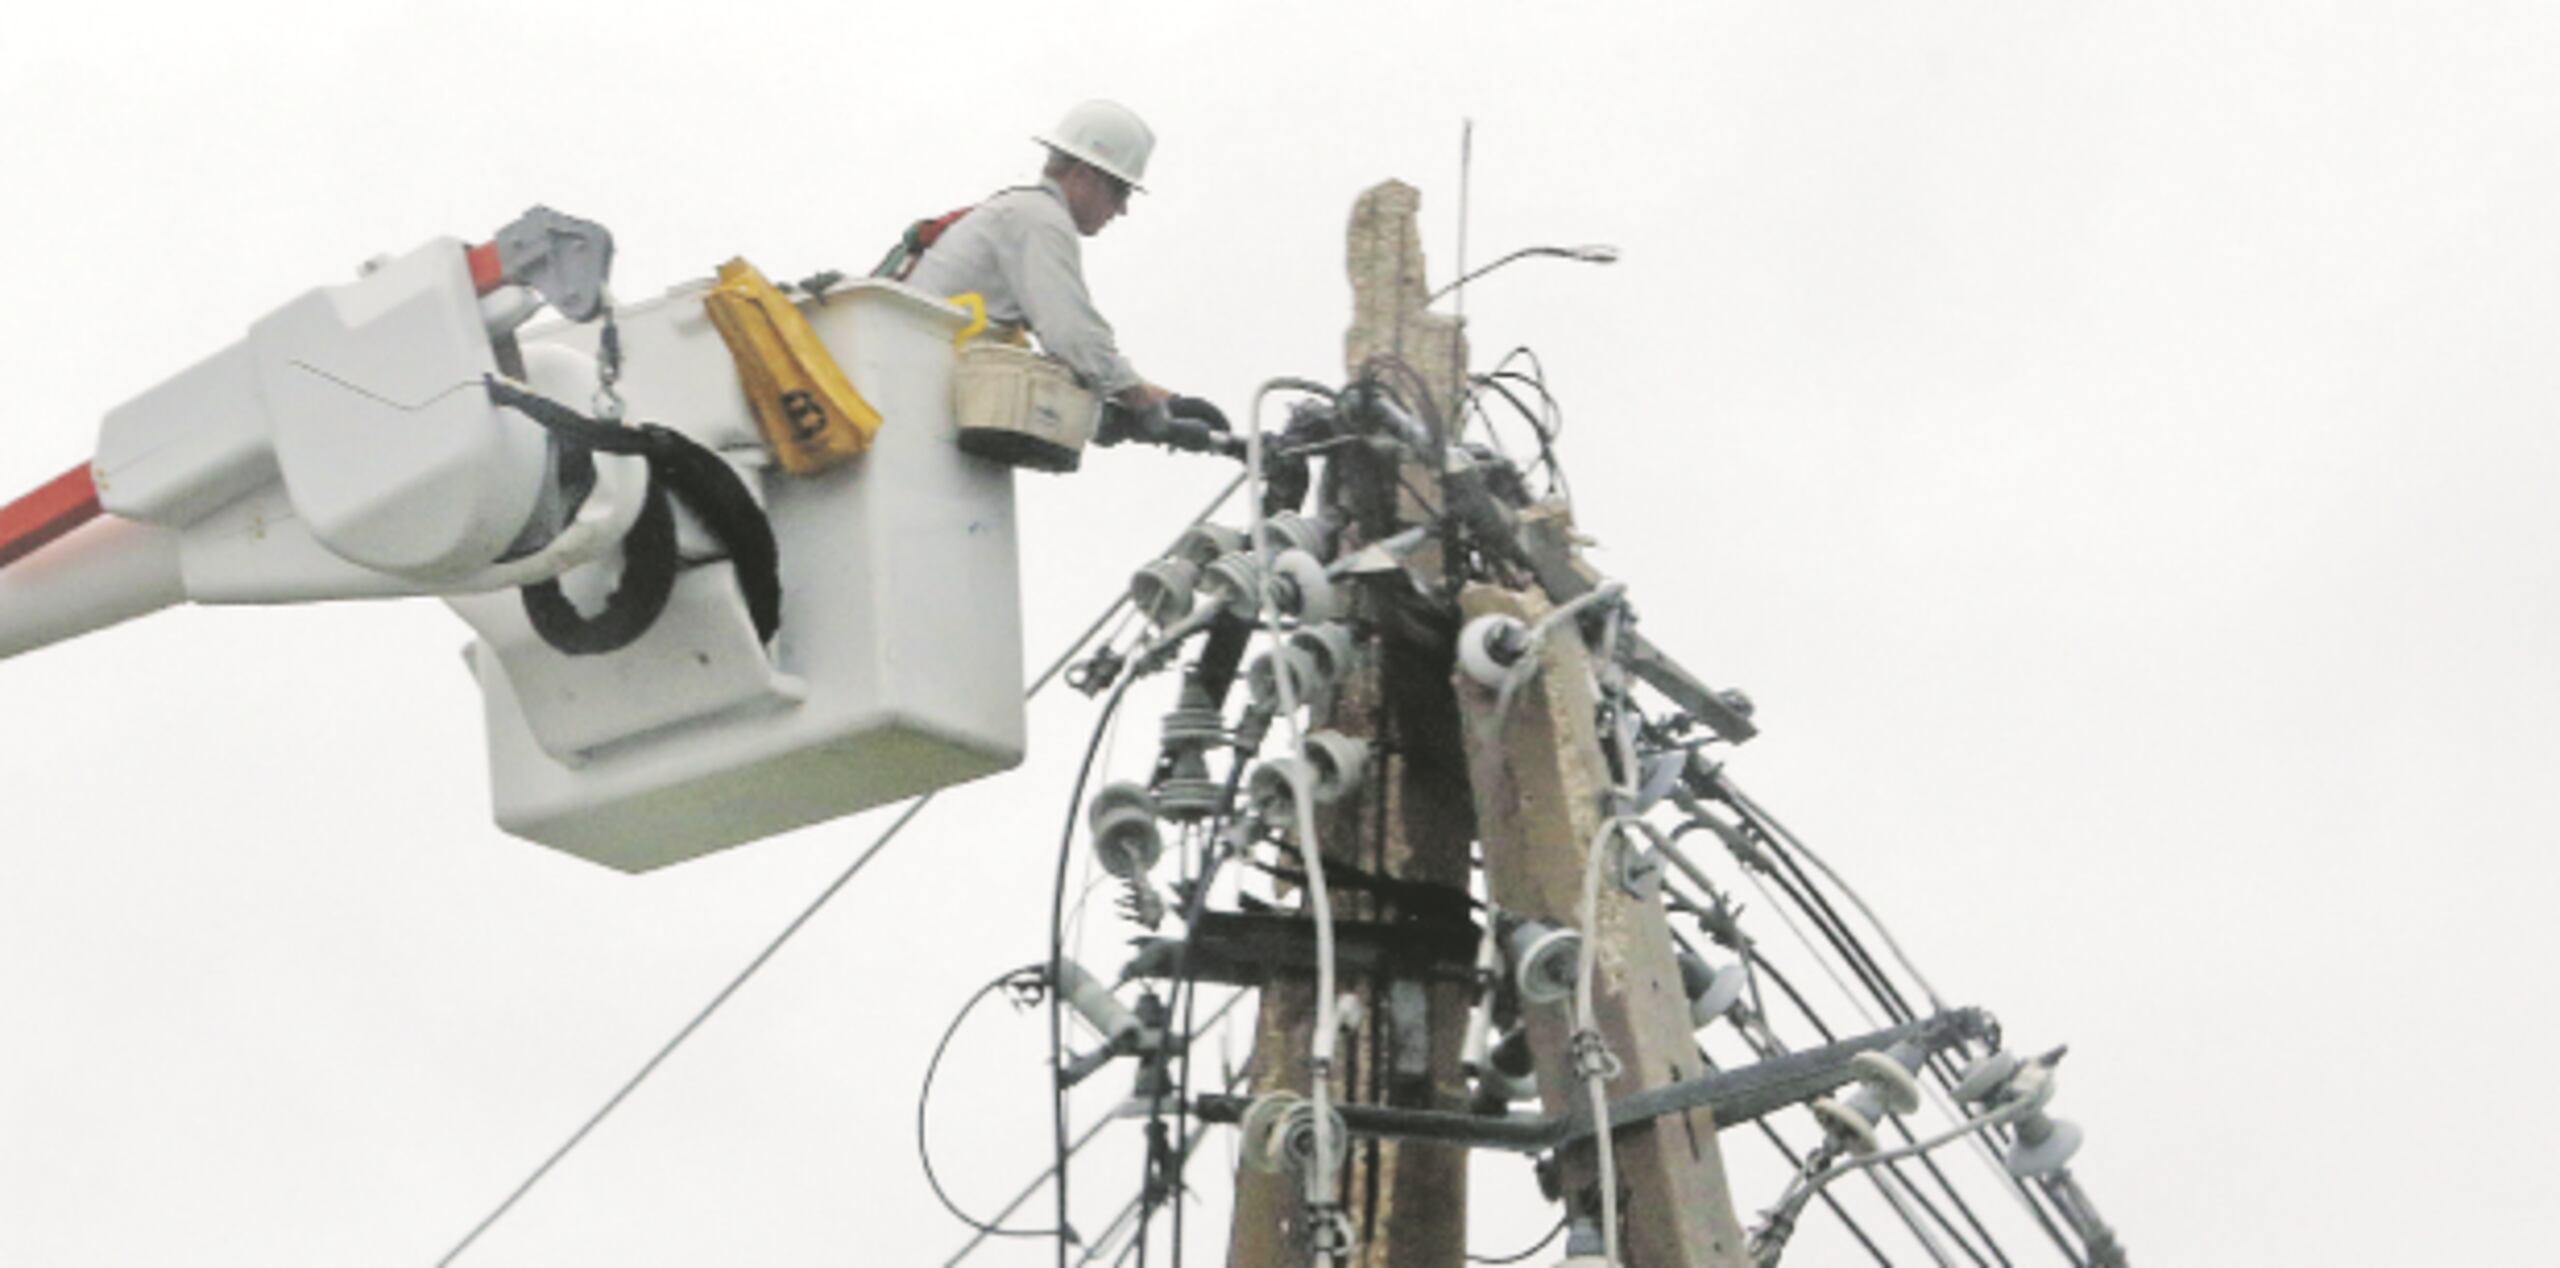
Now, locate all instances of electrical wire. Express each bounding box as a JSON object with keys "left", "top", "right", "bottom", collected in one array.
[
  {"left": 435, "top": 790, "right": 939, "bottom": 1267},
  {"left": 1575, "top": 602, "right": 1656, "bottom": 1265},
  {"left": 1703, "top": 789, "right": 2089, "bottom": 1266},
  {"left": 1050, "top": 664, "right": 1148, "bottom": 1267},
  {"left": 1730, "top": 847, "right": 2033, "bottom": 1266},
  {"left": 1722, "top": 935, "right": 2014, "bottom": 1268},
  {"left": 1718, "top": 778, "right": 1945, "bottom": 1012},
  {"left": 947, "top": 991, "right": 1251, "bottom": 1266},
  {"left": 1748, "top": 1115, "right": 1894, "bottom": 1267},
  {"left": 1467, "top": 1215, "right": 1568, "bottom": 1265},
  {"left": 437, "top": 474, "right": 1247, "bottom": 1267},
  {"left": 920, "top": 964, "right": 1055, "bottom": 1239},
  {"left": 1764, "top": 1097, "right": 2043, "bottom": 1257},
  {"left": 1654, "top": 813, "right": 2019, "bottom": 1268},
  {"left": 1662, "top": 916, "right": 1982, "bottom": 1268},
  {"left": 1161, "top": 767, "right": 1255, "bottom": 1264},
  {"left": 1246, "top": 377, "right": 1351, "bottom": 1258}
]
